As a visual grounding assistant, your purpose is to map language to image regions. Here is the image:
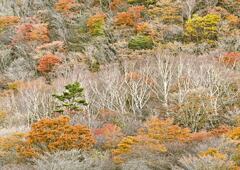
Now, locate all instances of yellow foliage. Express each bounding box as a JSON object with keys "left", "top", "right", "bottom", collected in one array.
[
  {"left": 0, "top": 16, "right": 20, "bottom": 31},
  {"left": 185, "top": 14, "right": 221, "bottom": 43},
  {"left": 228, "top": 127, "right": 240, "bottom": 140},
  {"left": 199, "top": 147, "right": 227, "bottom": 160}
]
